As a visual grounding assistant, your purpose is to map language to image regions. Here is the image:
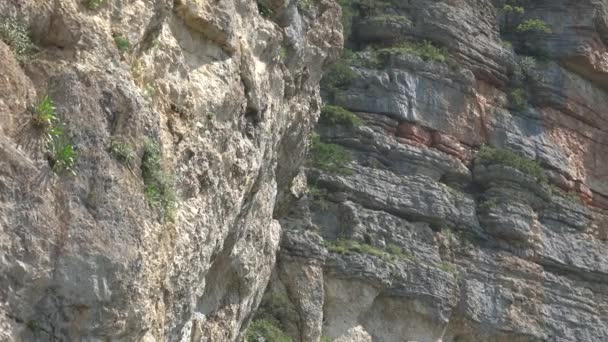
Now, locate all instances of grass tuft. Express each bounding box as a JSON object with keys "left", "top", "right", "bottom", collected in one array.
[
  {"left": 325, "top": 239, "right": 414, "bottom": 263},
  {"left": 517, "top": 19, "right": 551, "bottom": 33},
  {"left": 378, "top": 40, "right": 448, "bottom": 63},
  {"left": 308, "top": 134, "right": 352, "bottom": 175},
  {"left": 475, "top": 145, "right": 547, "bottom": 183},
  {"left": 320, "top": 105, "right": 362, "bottom": 127},
  {"left": 113, "top": 35, "right": 131, "bottom": 51},
  {"left": 141, "top": 140, "right": 177, "bottom": 222},
  {"left": 245, "top": 319, "right": 292, "bottom": 342},
  {"left": 86, "top": 0, "right": 104, "bottom": 10}
]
